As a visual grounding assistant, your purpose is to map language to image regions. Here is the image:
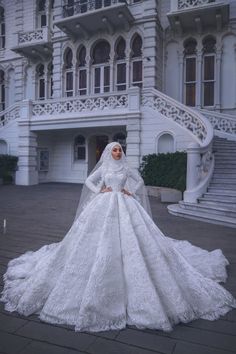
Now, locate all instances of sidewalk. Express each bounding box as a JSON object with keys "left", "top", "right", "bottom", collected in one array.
[{"left": 0, "top": 183, "right": 235, "bottom": 354}]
